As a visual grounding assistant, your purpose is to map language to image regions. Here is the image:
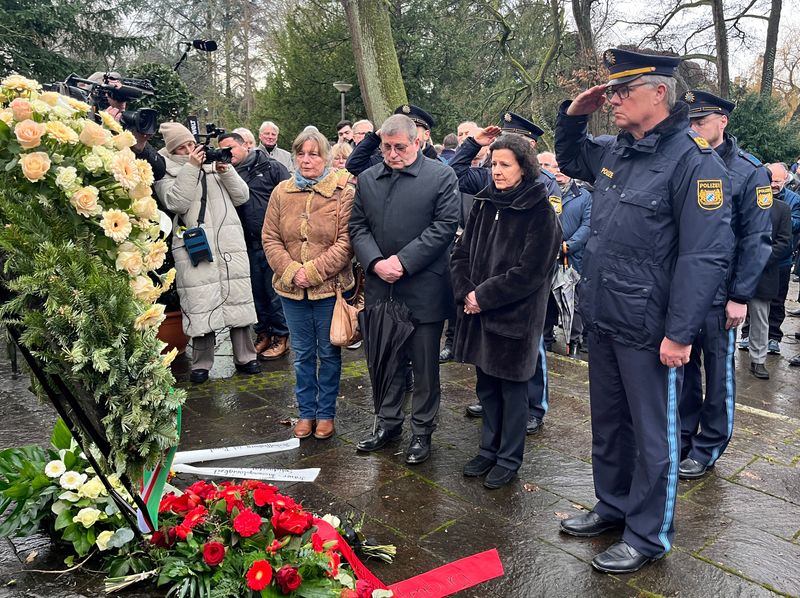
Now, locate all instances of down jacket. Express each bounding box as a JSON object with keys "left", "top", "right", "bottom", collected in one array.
[
  {"left": 262, "top": 170, "right": 354, "bottom": 300},
  {"left": 154, "top": 151, "right": 256, "bottom": 338}
]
